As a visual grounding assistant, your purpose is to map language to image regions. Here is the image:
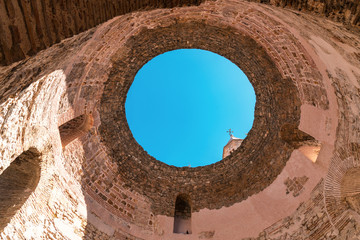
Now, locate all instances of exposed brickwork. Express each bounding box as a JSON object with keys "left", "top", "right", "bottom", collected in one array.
[
  {"left": 0, "top": 148, "right": 41, "bottom": 232},
  {"left": 0, "top": 70, "right": 90, "bottom": 239},
  {"left": 95, "top": 0, "right": 330, "bottom": 216},
  {"left": 341, "top": 167, "right": 360, "bottom": 199},
  {"left": 240, "top": 6, "right": 360, "bottom": 237},
  {"left": 80, "top": 133, "right": 155, "bottom": 234},
  {"left": 100, "top": 20, "right": 302, "bottom": 215},
  {"left": 263, "top": 0, "right": 360, "bottom": 26},
  {"left": 0, "top": 0, "right": 358, "bottom": 239},
  {"left": 1, "top": 0, "right": 358, "bottom": 67},
  {"left": 243, "top": 181, "right": 360, "bottom": 240},
  {"left": 59, "top": 113, "right": 94, "bottom": 147},
  {"left": 324, "top": 144, "right": 360, "bottom": 226},
  {"left": 0, "top": 0, "right": 205, "bottom": 66},
  {"left": 248, "top": 180, "right": 360, "bottom": 240},
  {"left": 284, "top": 176, "right": 309, "bottom": 197},
  {"left": 84, "top": 223, "right": 144, "bottom": 240},
  {"left": 342, "top": 167, "right": 360, "bottom": 215},
  {"left": 0, "top": 29, "right": 94, "bottom": 105}
]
